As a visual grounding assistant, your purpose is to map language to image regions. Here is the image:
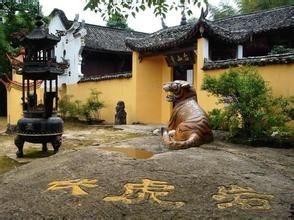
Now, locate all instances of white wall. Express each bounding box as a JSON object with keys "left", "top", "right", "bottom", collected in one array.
[{"left": 48, "top": 15, "right": 86, "bottom": 86}]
